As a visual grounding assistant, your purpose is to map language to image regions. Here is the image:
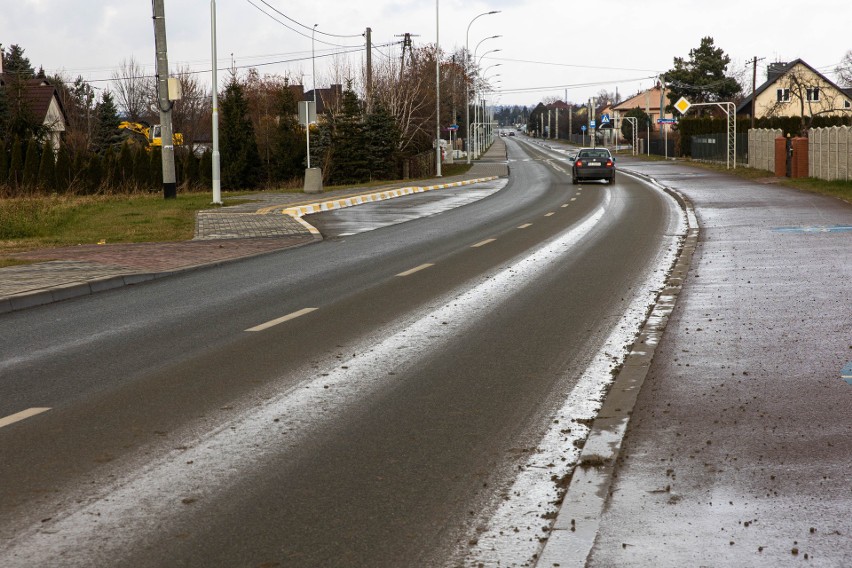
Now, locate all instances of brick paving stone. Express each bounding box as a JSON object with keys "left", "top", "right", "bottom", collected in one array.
[{"left": 0, "top": 140, "right": 508, "bottom": 311}]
